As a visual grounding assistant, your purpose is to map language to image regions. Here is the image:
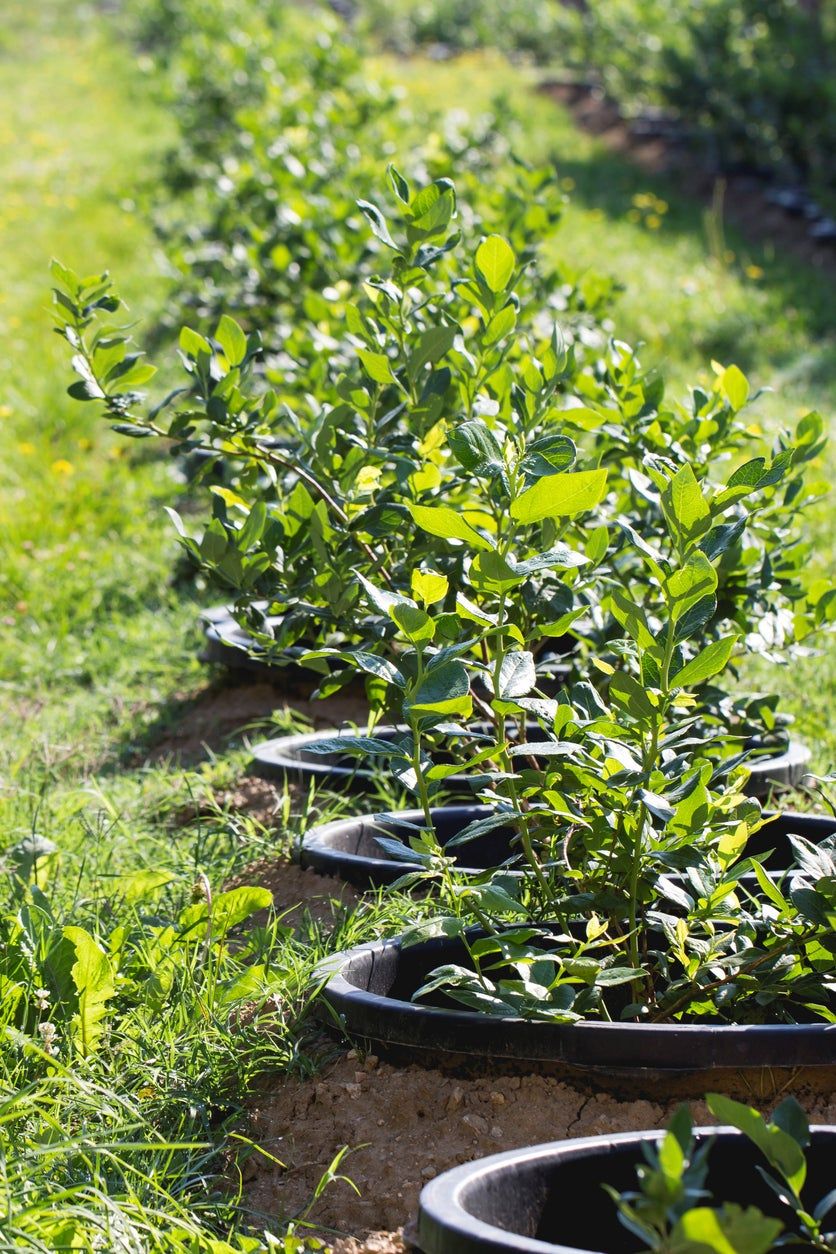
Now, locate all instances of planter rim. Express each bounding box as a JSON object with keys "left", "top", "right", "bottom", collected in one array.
[
  {"left": 253, "top": 726, "right": 812, "bottom": 795},
  {"left": 746, "top": 737, "right": 810, "bottom": 783},
  {"left": 300, "top": 802, "right": 834, "bottom": 887},
  {"left": 319, "top": 930, "right": 836, "bottom": 1070},
  {"left": 252, "top": 726, "right": 411, "bottom": 785},
  {"left": 417, "top": 1127, "right": 836, "bottom": 1254}
]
